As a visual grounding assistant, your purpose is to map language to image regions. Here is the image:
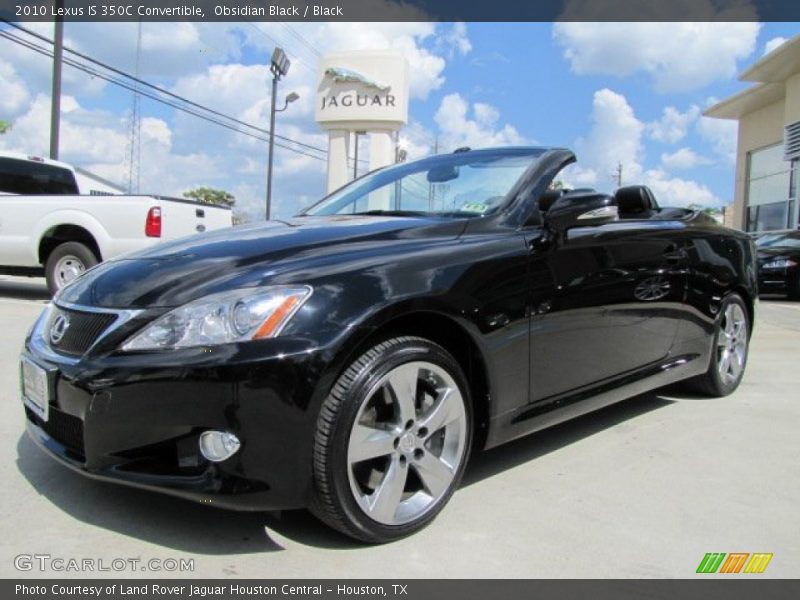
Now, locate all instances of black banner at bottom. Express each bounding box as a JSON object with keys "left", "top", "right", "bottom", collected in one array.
[{"left": 5, "top": 580, "right": 800, "bottom": 600}]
